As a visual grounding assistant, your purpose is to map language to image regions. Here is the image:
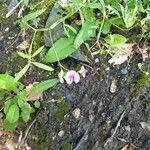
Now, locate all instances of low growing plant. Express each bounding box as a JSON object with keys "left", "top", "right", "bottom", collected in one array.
[{"left": 0, "top": 74, "right": 59, "bottom": 130}]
